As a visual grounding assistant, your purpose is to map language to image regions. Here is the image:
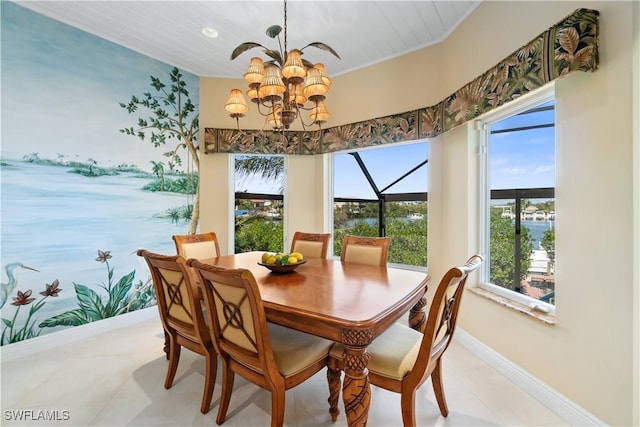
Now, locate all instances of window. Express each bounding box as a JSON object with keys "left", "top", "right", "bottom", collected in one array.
[
  {"left": 332, "top": 142, "right": 428, "bottom": 267},
  {"left": 234, "top": 155, "right": 285, "bottom": 253},
  {"left": 478, "top": 88, "right": 556, "bottom": 314}
]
